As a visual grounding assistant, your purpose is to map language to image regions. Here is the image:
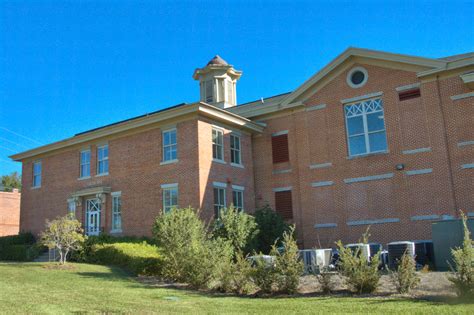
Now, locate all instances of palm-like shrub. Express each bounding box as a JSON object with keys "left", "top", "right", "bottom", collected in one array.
[
  {"left": 273, "top": 227, "right": 303, "bottom": 294},
  {"left": 448, "top": 211, "right": 474, "bottom": 298},
  {"left": 336, "top": 230, "right": 380, "bottom": 294},
  {"left": 391, "top": 250, "right": 420, "bottom": 293}
]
